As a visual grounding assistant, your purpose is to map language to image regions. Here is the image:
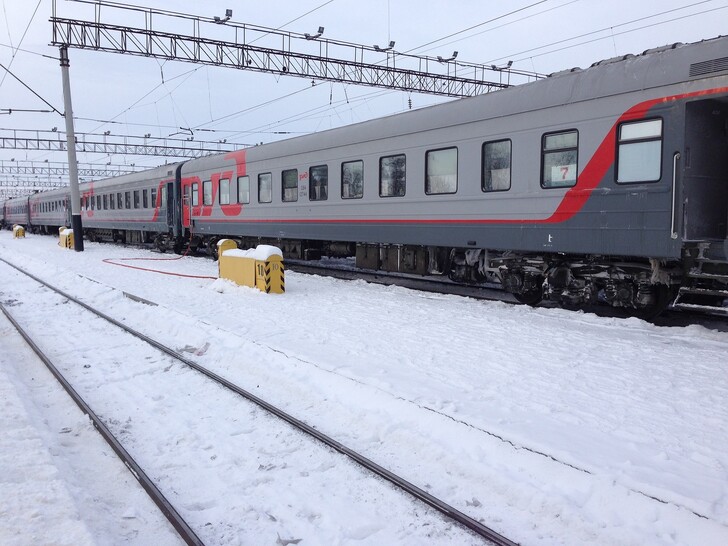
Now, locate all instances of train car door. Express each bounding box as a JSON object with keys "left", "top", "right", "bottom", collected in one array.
[
  {"left": 165, "top": 181, "right": 175, "bottom": 232},
  {"left": 682, "top": 98, "right": 728, "bottom": 241},
  {"left": 181, "top": 181, "right": 191, "bottom": 229}
]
